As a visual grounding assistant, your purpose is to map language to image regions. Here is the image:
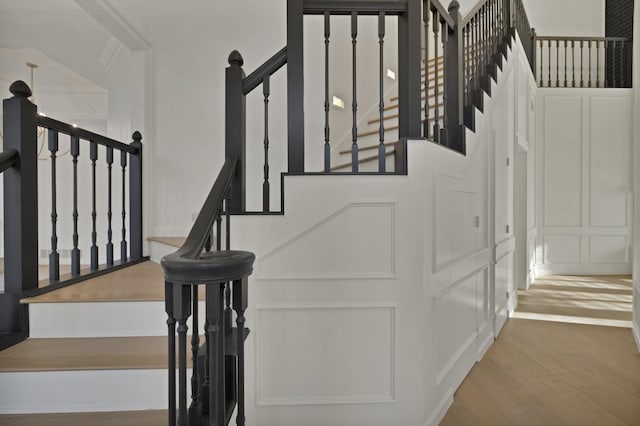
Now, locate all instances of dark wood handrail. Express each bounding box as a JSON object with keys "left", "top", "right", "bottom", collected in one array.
[
  {"left": 303, "top": 0, "right": 408, "bottom": 15},
  {"left": 462, "top": 0, "right": 490, "bottom": 25},
  {"left": 536, "top": 35, "right": 632, "bottom": 42},
  {"left": 174, "top": 157, "right": 238, "bottom": 260},
  {"left": 36, "top": 116, "right": 139, "bottom": 154},
  {"left": 0, "top": 150, "right": 18, "bottom": 173},
  {"left": 242, "top": 47, "right": 287, "bottom": 95},
  {"left": 430, "top": 0, "right": 455, "bottom": 28}
]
